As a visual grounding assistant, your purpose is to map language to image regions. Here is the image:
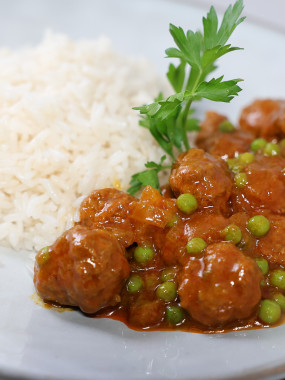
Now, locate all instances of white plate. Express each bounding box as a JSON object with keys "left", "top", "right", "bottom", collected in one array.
[{"left": 1, "top": 1, "right": 285, "bottom": 379}]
